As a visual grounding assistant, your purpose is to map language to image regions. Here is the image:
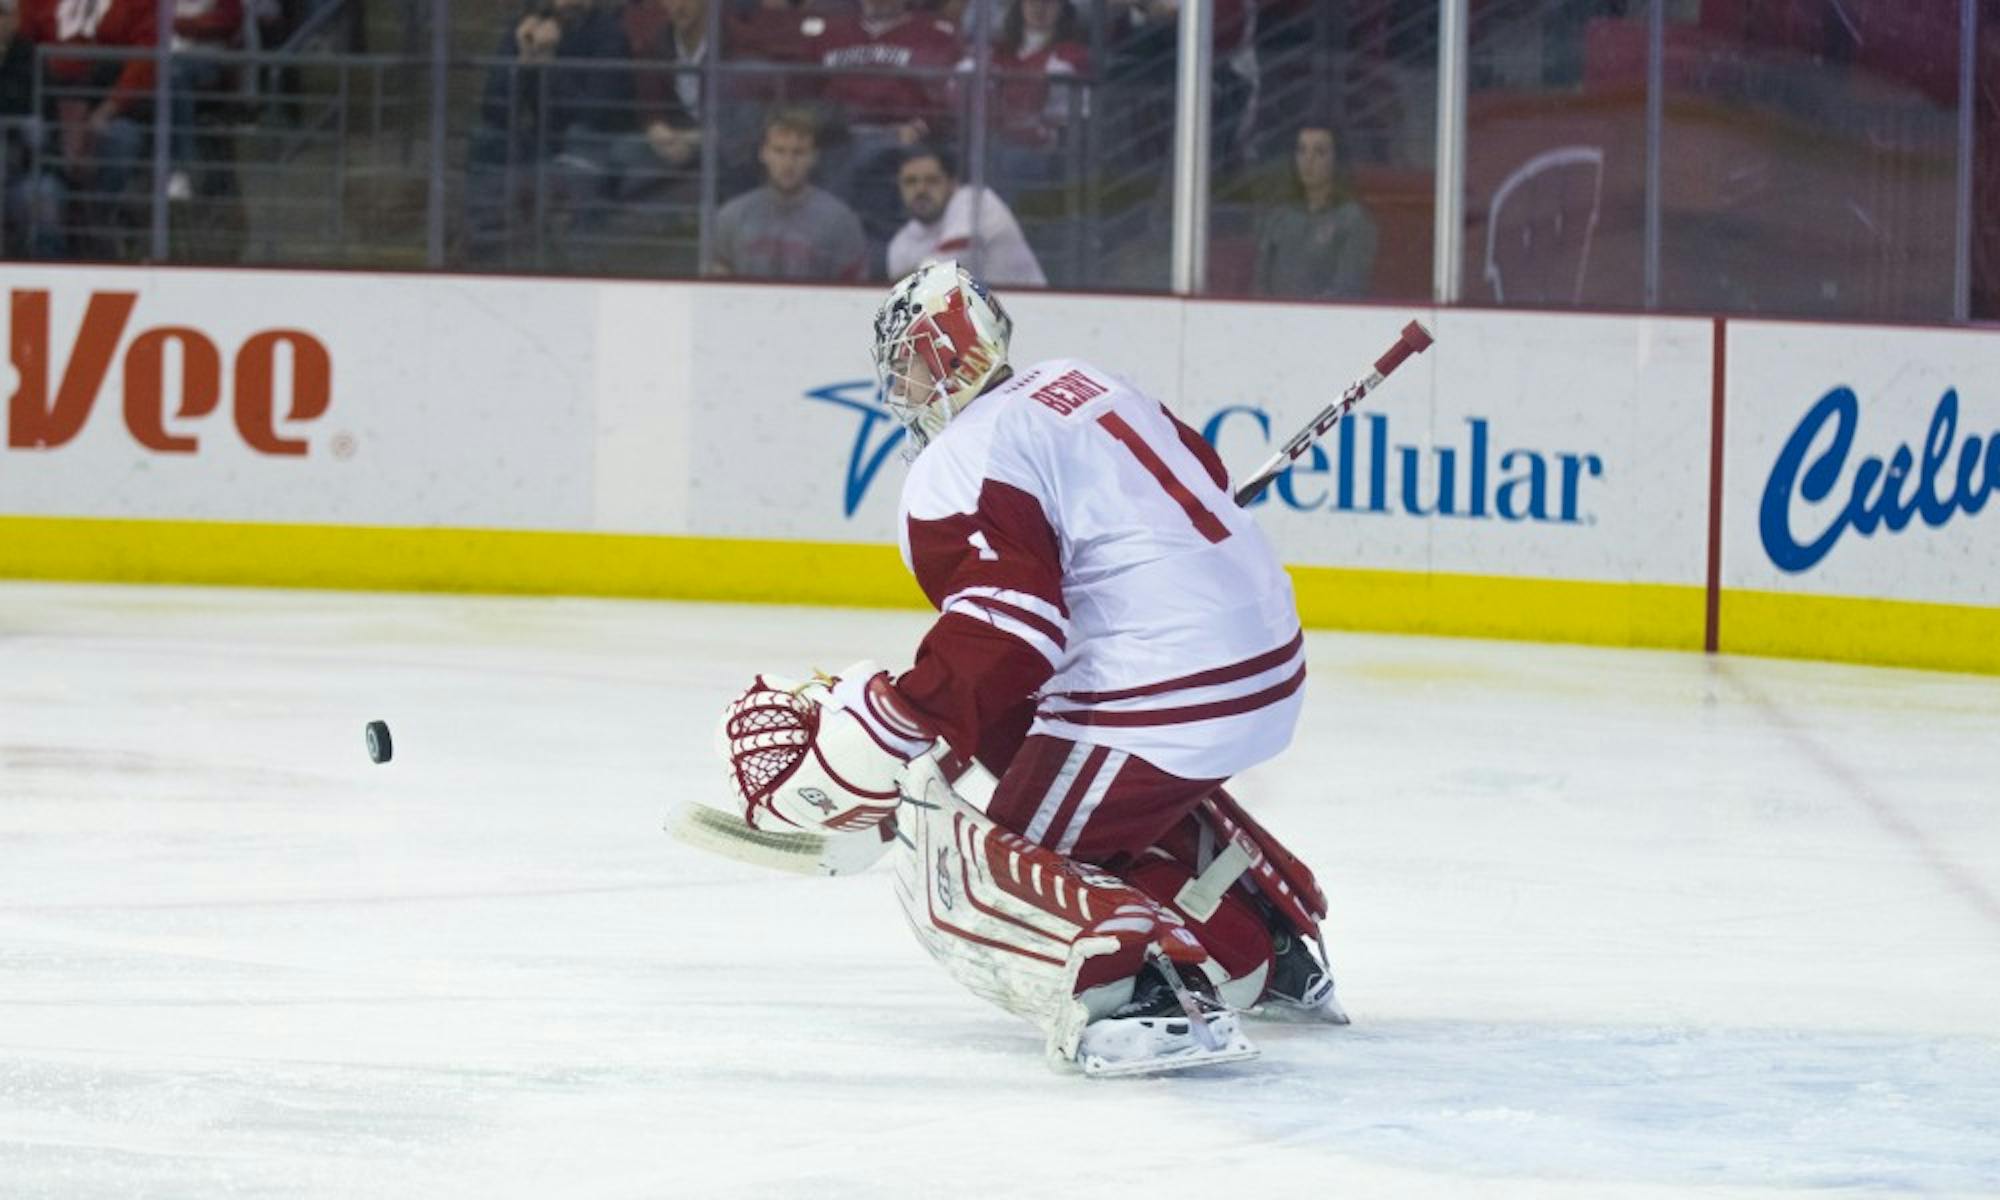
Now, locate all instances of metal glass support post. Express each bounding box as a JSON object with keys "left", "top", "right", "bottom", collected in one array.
[
  {"left": 27, "top": 66, "right": 41, "bottom": 256},
  {"left": 1433, "top": 0, "right": 1468, "bottom": 303},
  {"left": 696, "top": 0, "right": 721, "bottom": 275},
  {"left": 1644, "top": 0, "right": 1663, "bottom": 308},
  {"left": 428, "top": 0, "right": 450, "bottom": 267},
  {"left": 151, "top": 0, "right": 171, "bottom": 259},
  {"left": 966, "top": 0, "right": 994, "bottom": 280},
  {"left": 1955, "top": 0, "right": 1975, "bottom": 323},
  {"left": 1169, "top": 0, "right": 1213, "bottom": 295}
]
